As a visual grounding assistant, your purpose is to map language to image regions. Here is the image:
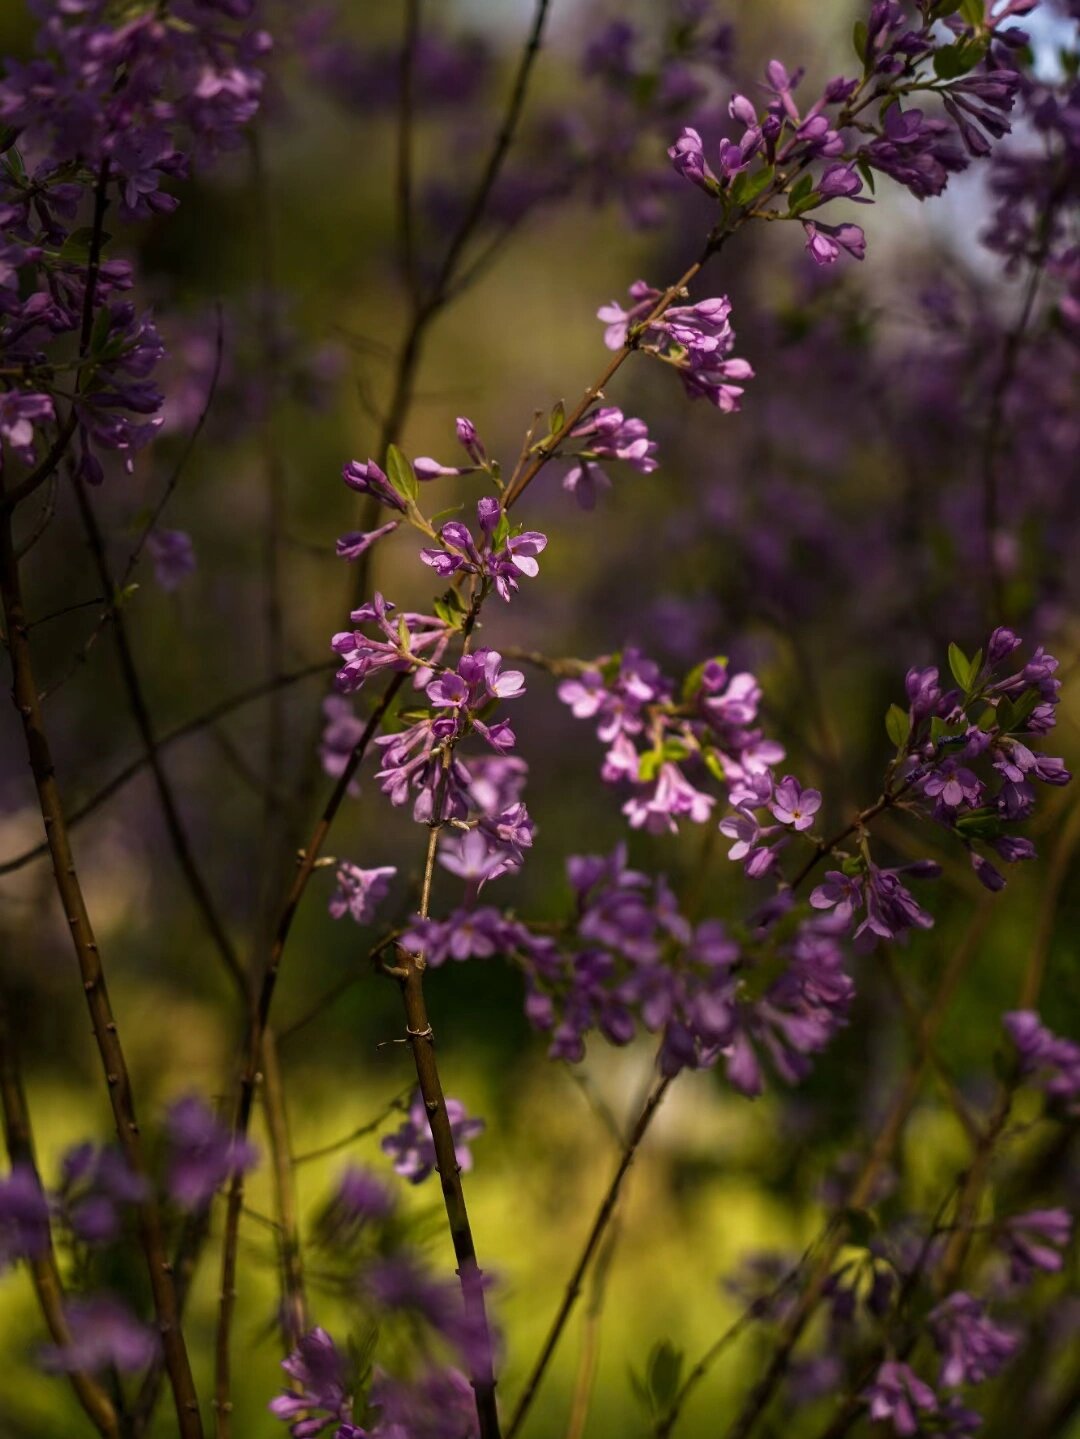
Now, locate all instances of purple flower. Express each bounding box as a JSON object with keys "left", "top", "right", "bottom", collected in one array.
[
  {"left": 667, "top": 126, "right": 718, "bottom": 192},
  {"left": 1003, "top": 1010, "right": 1080, "bottom": 1112},
  {"left": 0, "top": 1163, "right": 50, "bottom": 1270},
  {"left": 145, "top": 528, "right": 196, "bottom": 591},
  {"left": 0, "top": 389, "right": 54, "bottom": 466},
  {"left": 864, "top": 1361, "right": 938, "bottom": 1436},
  {"left": 769, "top": 774, "right": 822, "bottom": 830},
  {"left": 328, "top": 862, "right": 396, "bottom": 925},
  {"left": 930, "top": 1293, "right": 1019, "bottom": 1387},
  {"left": 381, "top": 1091, "right": 484, "bottom": 1184},
  {"left": 342, "top": 457, "right": 407, "bottom": 513},
  {"left": 368, "top": 1366, "right": 478, "bottom": 1439},
  {"left": 335, "top": 520, "right": 400, "bottom": 561},
  {"left": 41, "top": 1296, "right": 158, "bottom": 1374},
  {"left": 855, "top": 862, "right": 940, "bottom": 945},
  {"left": 165, "top": 1095, "right": 258, "bottom": 1210},
  {"left": 270, "top": 1327, "right": 359, "bottom": 1437},
  {"left": 57, "top": 1142, "right": 147, "bottom": 1244},
  {"left": 802, "top": 219, "right": 867, "bottom": 265},
  {"left": 999, "top": 1208, "right": 1071, "bottom": 1285}
]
